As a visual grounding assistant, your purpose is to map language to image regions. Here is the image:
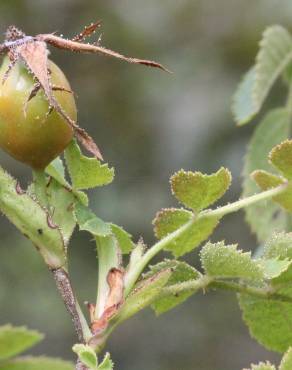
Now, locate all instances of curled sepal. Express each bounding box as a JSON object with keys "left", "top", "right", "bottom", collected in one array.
[
  {"left": 0, "top": 166, "right": 66, "bottom": 268},
  {"left": 97, "top": 353, "right": 114, "bottom": 370},
  {"left": 269, "top": 140, "right": 292, "bottom": 180},
  {"left": 144, "top": 260, "right": 200, "bottom": 315},
  {"left": 153, "top": 208, "right": 220, "bottom": 257},
  {"left": 0, "top": 325, "right": 43, "bottom": 361},
  {"left": 65, "top": 140, "right": 114, "bottom": 190},
  {"left": 73, "top": 344, "right": 97, "bottom": 369},
  {"left": 200, "top": 241, "right": 263, "bottom": 281},
  {"left": 252, "top": 170, "right": 292, "bottom": 211},
  {"left": 170, "top": 167, "right": 231, "bottom": 212},
  {"left": 280, "top": 347, "right": 292, "bottom": 370},
  {"left": 116, "top": 269, "right": 171, "bottom": 324}
]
